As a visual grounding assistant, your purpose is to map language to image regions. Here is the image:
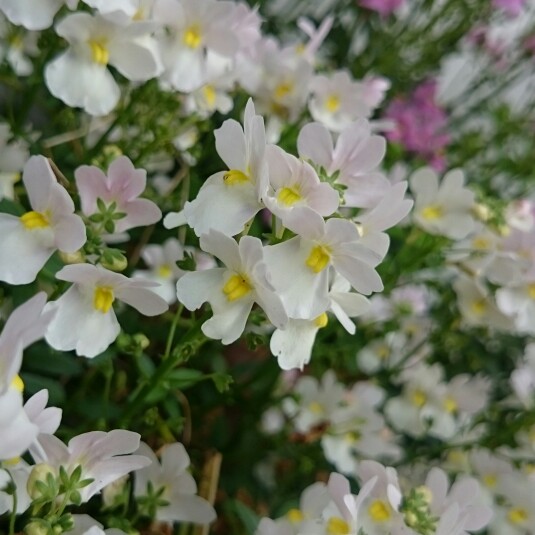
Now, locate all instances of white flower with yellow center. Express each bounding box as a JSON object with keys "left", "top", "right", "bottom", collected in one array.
[
  {"left": 181, "top": 99, "right": 269, "bottom": 237},
  {"left": 410, "top": 167, "right": 476, "bottom": 240},
  {"left": 264, "top": 209, "right": 383, "bottom": 321},
  {"left": 263, "top": 145, "right": 339, "bottom": 231},
  {"left": 176, "top": 230, "right": 287, "bottom": 345},
  {"left": 134, "top": 442, "right": 216, "bottom": 525},
  {"left": 496, "top": 276, "right": 535, "bottom": 335},
  {"left": 44, "top": 263, "right": 168, "bottom": 358},
  {"left": 308, "top": 70, "right": 376, "bottom": 133},
  {"left": 45, "top": 12, "right": 162, "bottom": 116},
  {"left": 0, "top": 293, "right": 56, "bottom": 460},
  {"left": 154, "top": 0, "right": 239, "bottom": 92},
  {"left": 0, "top": 155, "right": 86, "bottom": 285},
  {"left": 270, "top": 275, "right": 370, "bottom": 370}
]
